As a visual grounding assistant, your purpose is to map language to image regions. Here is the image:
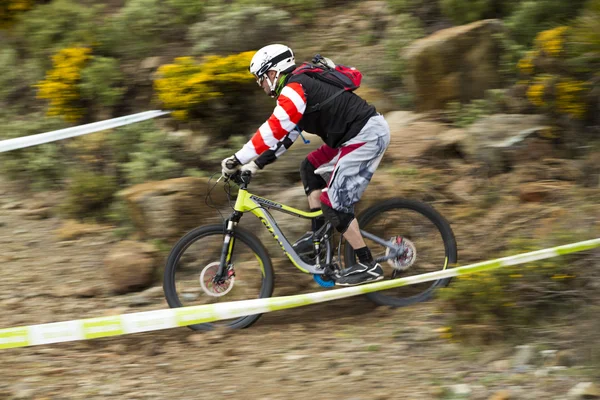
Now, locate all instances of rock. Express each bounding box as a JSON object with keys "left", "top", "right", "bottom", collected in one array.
[
  {"left": 104, "top": 241, "right": 159, "bottom": 294},
  {"left": 11, "top": 383, "right": 35, "bottom": 399},
  {"left": 447, "top": 178, "right": 476, "bottom": 203},
  {"left": 403, "top": 19, "right": 504, "bottom": 111},
  {"left": 567, "top": 382, "right": 600, "bottom": 399},
  {"left": 388, "top": 120, "right": 451, "bottom": 161},
  {"left": 554, "top": 350, "right": 577, "bottom": 367},
  {"left": 490, "top": 359, "right": 511, "bottom": 372},
  {"left": 20, "top": 207, "right": 51, "bottom": 220},
  {"left": 451, "top": 383, "right": 472, "bottom": 396},
  {"left": 118, "top": 177, "right": 228, "bottom": 240},
  {"left": 2, "top": 201, "right": 23, "bottom": 210},
  {"left": 513, "top": 345, "right": 534, "bottom": 372},
  {"left": 518, "top": 181, "right": 573, "bottom": 202},
  {"left": 488, "top": 390, "right": 511, "bottom": 400},
  {"left": 74, "top": 285, "right": 101, "bottom": 298},
  {"left": 464, "top": 114, "right": 554, "bottom": 175},
  {"left": 139, "top": 56, "right": 163, "bottom": 71},
  {"left": 283, "top": 354, "right": 308, "bottom": 361},
  {"left": 55, "top": 220, "right": 111, "bottom": 241}
]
